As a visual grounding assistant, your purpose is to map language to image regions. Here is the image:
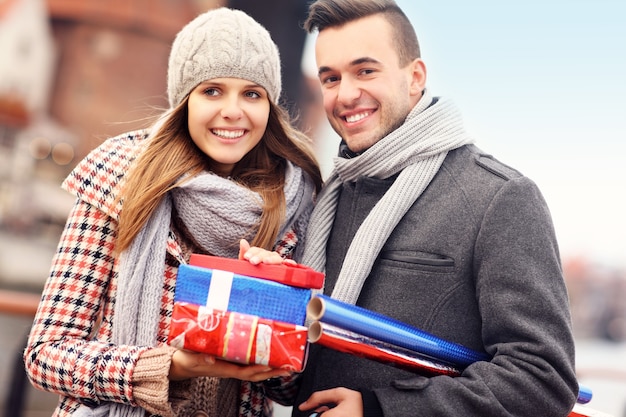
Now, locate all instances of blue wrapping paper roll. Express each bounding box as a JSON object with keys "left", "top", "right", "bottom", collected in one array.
[
  {"left": 307, "top": 294, "right": 489, "bottom": 367},
  {"left": 576, "top": 385, "right": 593, "bottom": 404},
  {"left": 176, "top": 264, "right": 312, "bottom": 325}
]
